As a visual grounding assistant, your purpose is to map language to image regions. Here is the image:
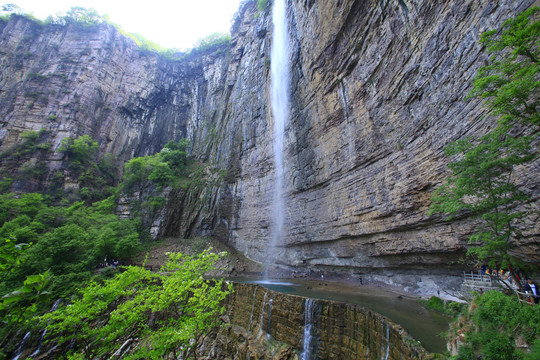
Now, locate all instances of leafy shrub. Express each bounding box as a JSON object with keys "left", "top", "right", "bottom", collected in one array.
[
  {"left": 193, "top": 32, "right": 231, "bottom": 52},
  {"left": 420, "top": 296, "right": 466, "bottom": 317},
  {"left": 44, "top": 250, "right": 232, "bottom": 359},
  {"left": 452, "top": 291, "right": 540, "bottom": 359},
  {"left": 122, "top": 138, "right": 191, "bottom": 193}
]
